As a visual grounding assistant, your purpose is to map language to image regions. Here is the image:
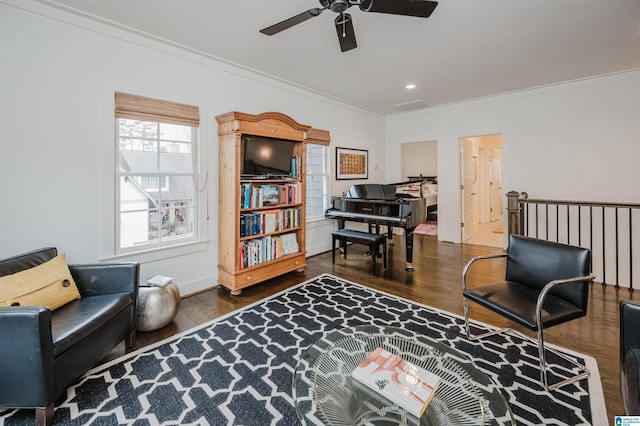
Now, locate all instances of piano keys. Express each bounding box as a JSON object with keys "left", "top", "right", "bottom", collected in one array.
[{"left": 325, "top": 184, "right": 425, "bottom": 271}]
